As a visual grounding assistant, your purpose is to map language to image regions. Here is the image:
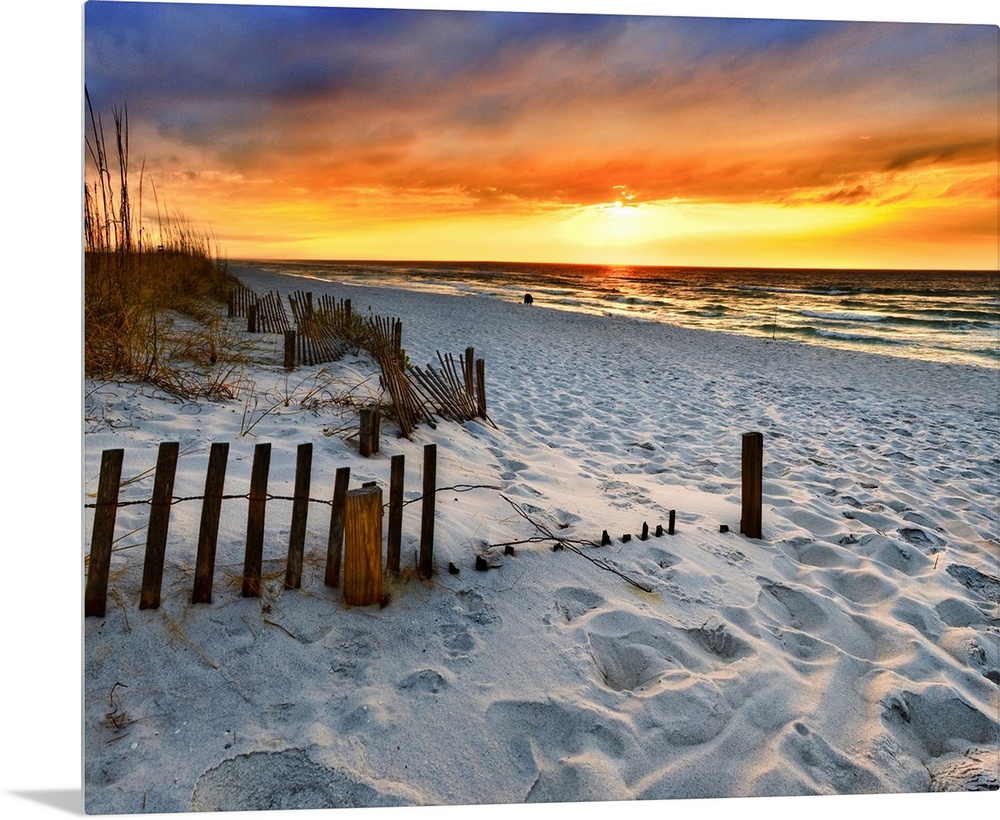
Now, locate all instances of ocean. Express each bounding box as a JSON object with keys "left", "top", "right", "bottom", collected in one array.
[{"left": 241, "top": 260, "right": 999, "bottom": 369}]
